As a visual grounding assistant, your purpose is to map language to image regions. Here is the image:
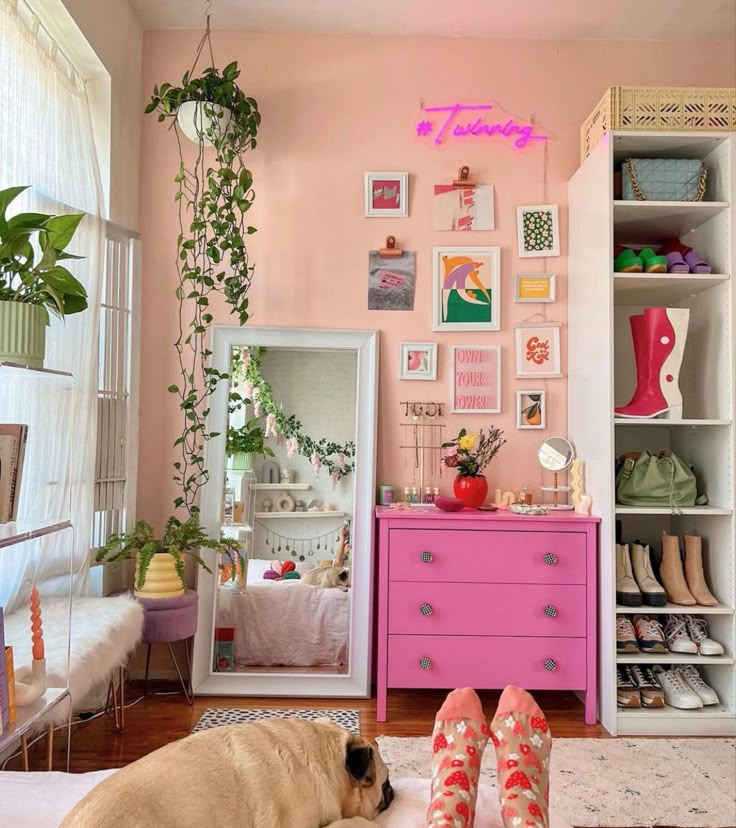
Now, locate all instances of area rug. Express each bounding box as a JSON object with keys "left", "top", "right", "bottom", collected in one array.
[
  {"left": 192, "top": 707, "right": 360, "bottom": 735},
  {"left": 376, "top": 736, "right": 736, "bottom": 828}
]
